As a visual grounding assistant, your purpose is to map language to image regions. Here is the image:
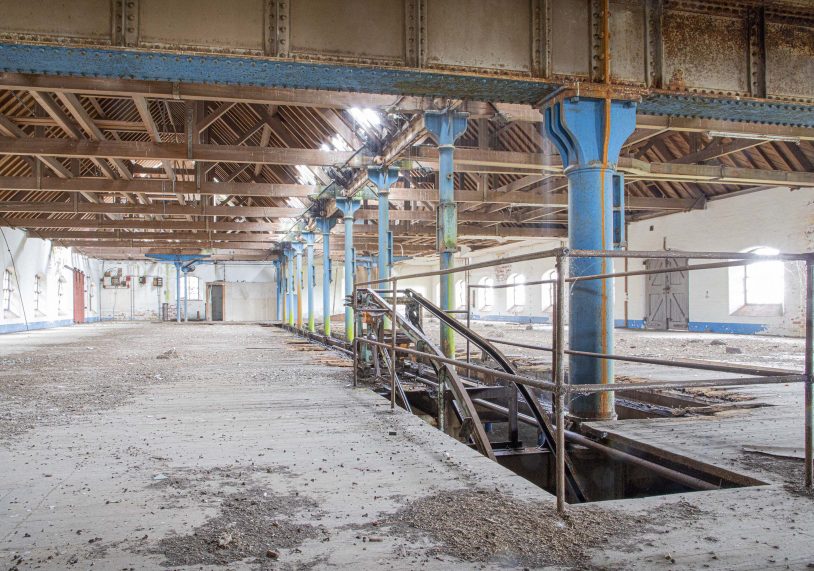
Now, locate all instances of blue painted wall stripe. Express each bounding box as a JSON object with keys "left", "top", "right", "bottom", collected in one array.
[
  {"left": 467, "top": 316, "right": 768, "bottom": 335},
  {"left": 613, "top": 319, "right": 767, "bottom": 335},
  {"left": 0, "top": 316, "right": 112, "bottom": 335}
]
